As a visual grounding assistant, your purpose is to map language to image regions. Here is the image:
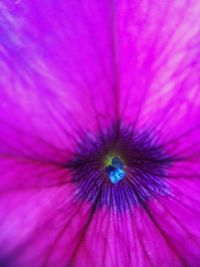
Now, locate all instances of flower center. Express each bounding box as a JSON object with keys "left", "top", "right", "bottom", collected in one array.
[
  {"left": 105, "top": 157, "right": 125, "bottom": 184},
  {"left": 67, "top": 123, "right": 173, "bottom": 211}
]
